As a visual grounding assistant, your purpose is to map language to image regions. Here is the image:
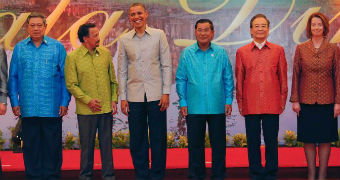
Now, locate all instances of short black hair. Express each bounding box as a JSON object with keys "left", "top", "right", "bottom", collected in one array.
[
  {"left": 26, "top": 12, "right": 46, "bottom": 25},
  {"left": 195, "top": 19, "right": 214, "bottom": 30},
  {"left": 250, "top": 14, "right": 270, "bottom": 28},
  {"left": 78, "top": 23, "right": 96, "bottom": 43}
]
